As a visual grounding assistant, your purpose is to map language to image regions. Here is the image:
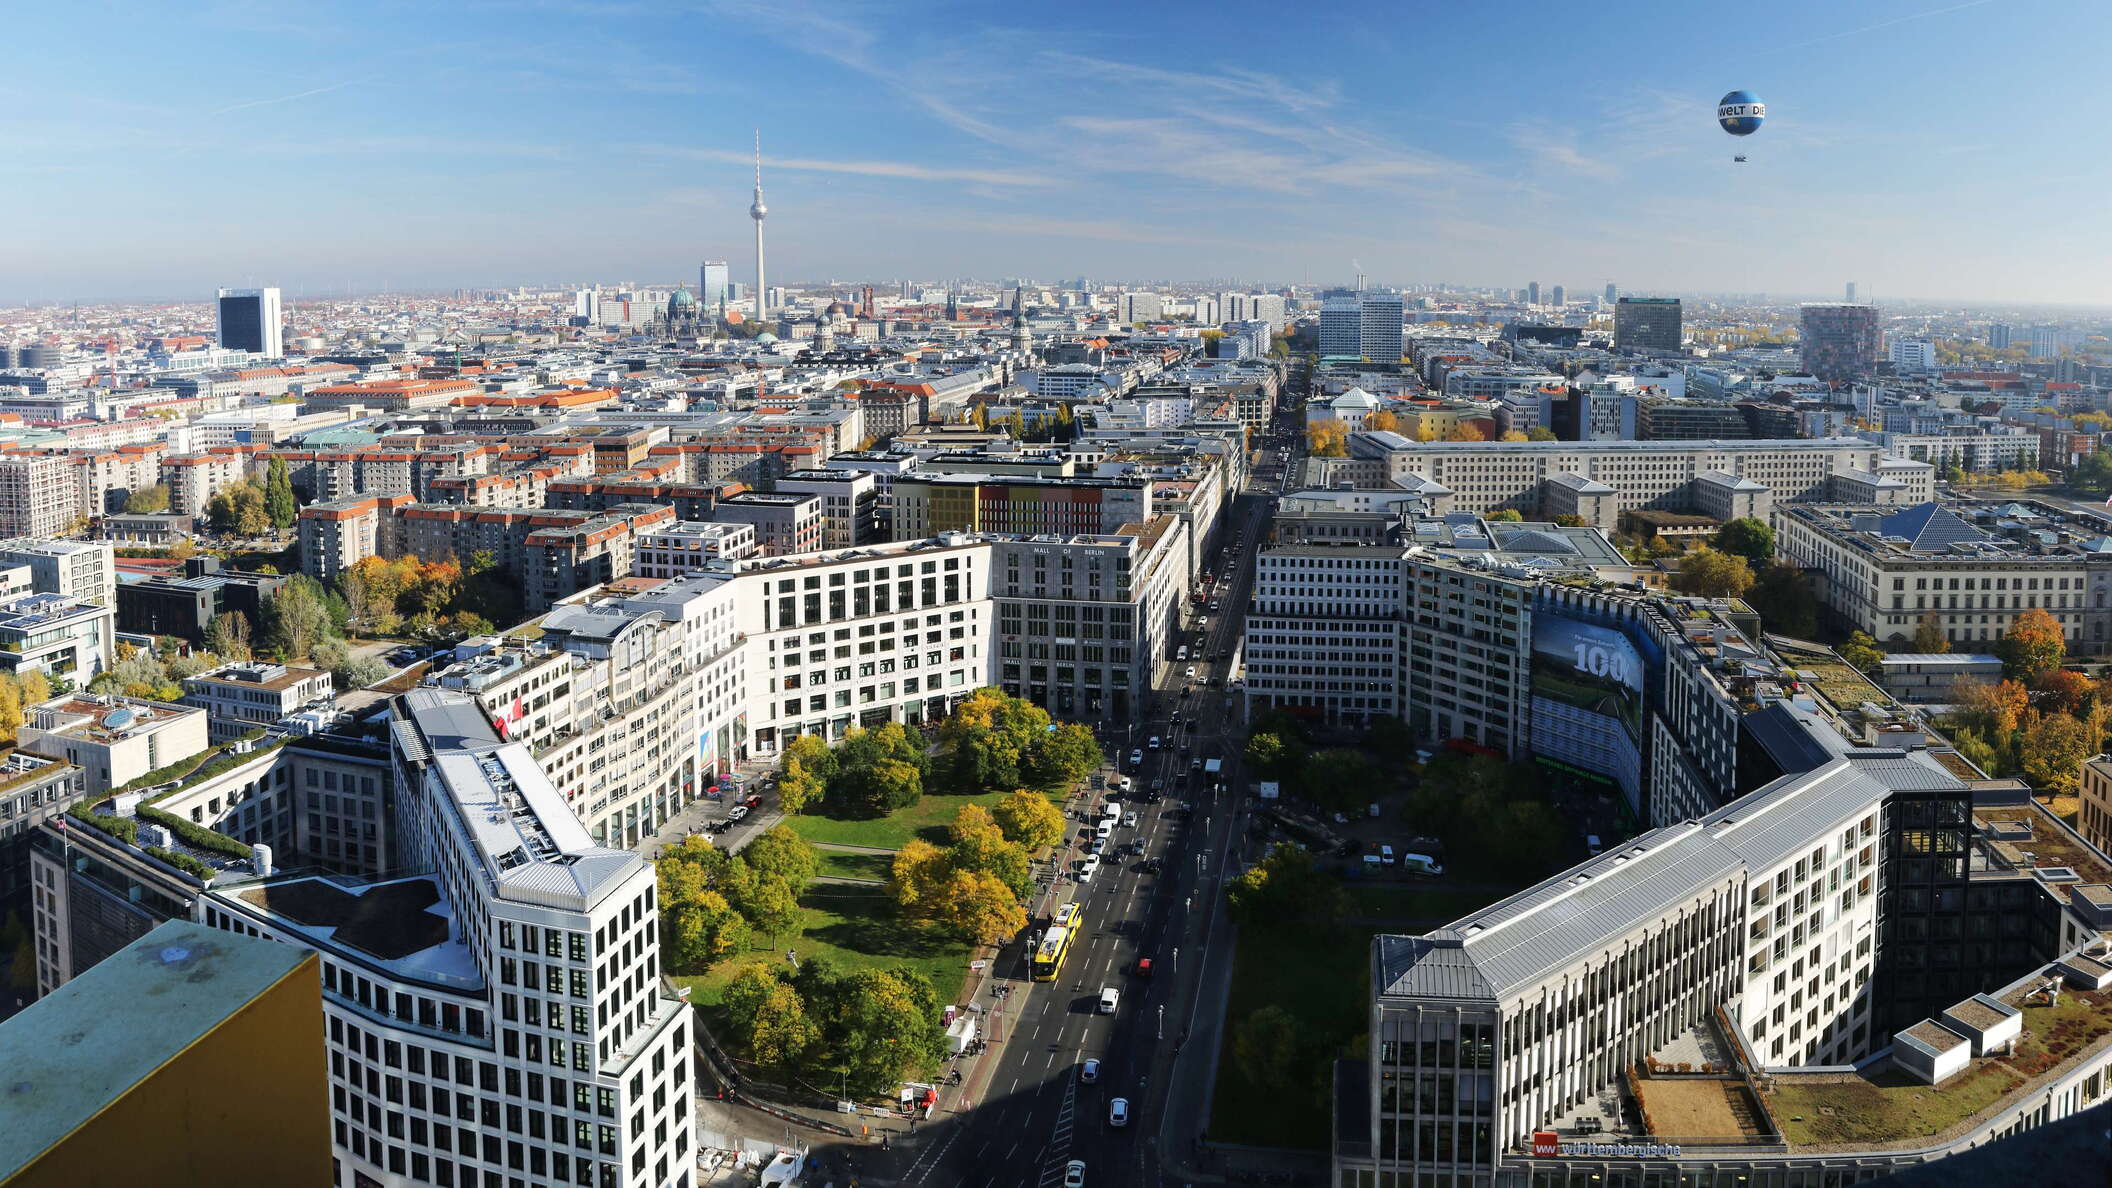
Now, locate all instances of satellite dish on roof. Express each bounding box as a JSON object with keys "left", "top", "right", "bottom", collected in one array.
[{"left": 103, "top": 708, "right": 137, "bottom": 731}]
